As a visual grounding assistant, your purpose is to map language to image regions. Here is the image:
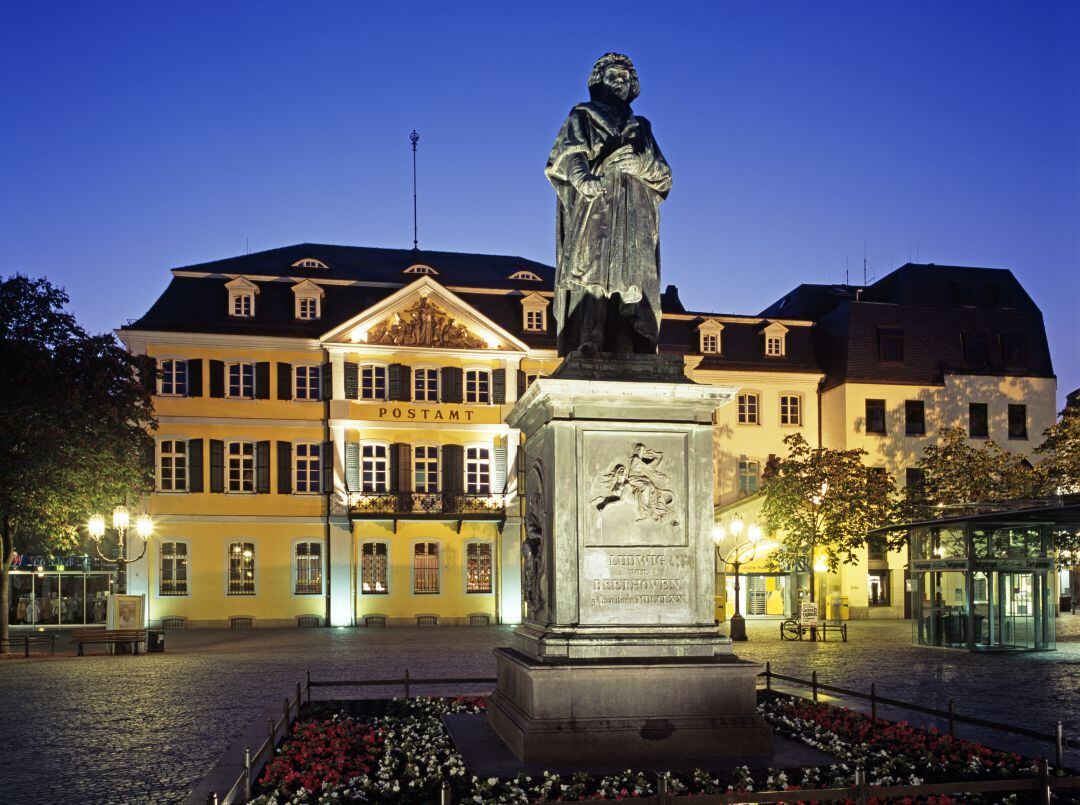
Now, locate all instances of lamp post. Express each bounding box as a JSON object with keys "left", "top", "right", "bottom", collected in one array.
[
  {"left": 87, "top": 506, "right": 152, "bottom": 595},
  {"left": 714, "top": 514, "right": 761, "bottom": 641}
]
